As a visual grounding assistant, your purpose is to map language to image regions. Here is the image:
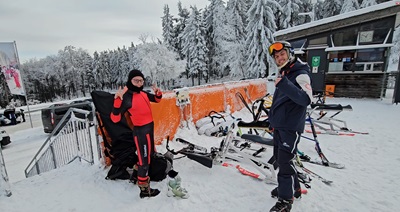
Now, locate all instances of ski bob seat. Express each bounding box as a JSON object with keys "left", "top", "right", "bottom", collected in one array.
[
  {"left": 310, "top": 103, "right": 352, "bottom": 111},
  {"left": 240, "top": 134, "right": 274, "bottom": 146}
]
